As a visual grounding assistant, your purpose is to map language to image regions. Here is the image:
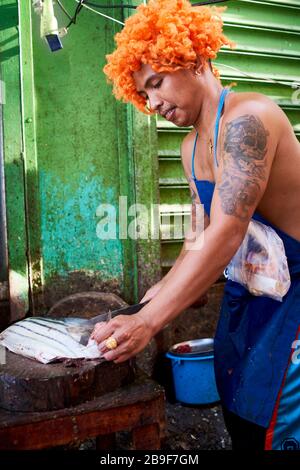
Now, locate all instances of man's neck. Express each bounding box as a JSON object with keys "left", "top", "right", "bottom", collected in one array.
[{"left": 193, "top": 83, "right": 224, "bottom": 138}]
